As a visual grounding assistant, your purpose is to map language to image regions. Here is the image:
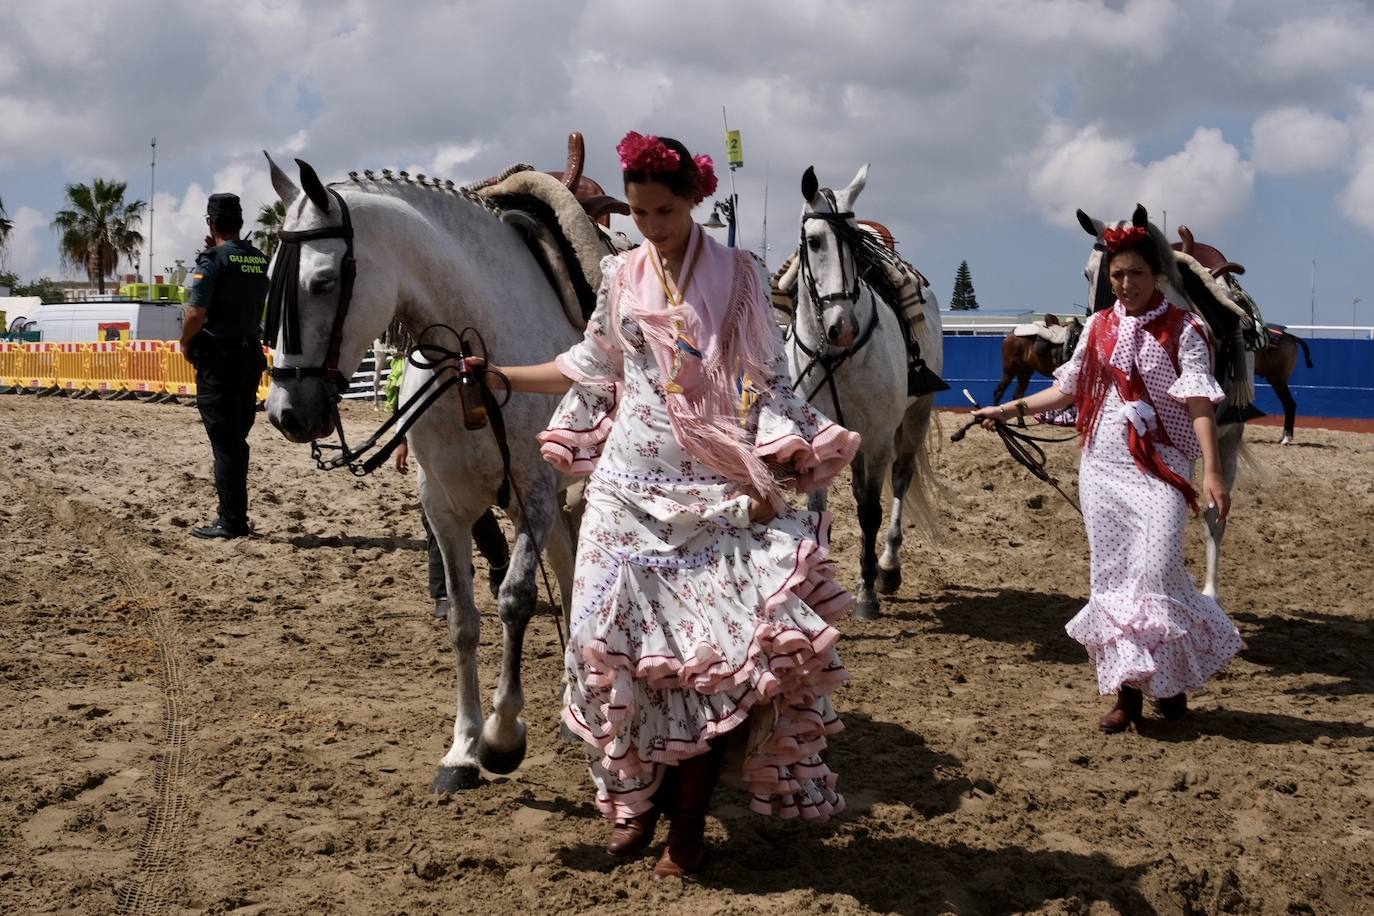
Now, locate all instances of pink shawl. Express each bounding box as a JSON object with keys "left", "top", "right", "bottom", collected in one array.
[{"left": 617, "top": 226, "right": 786, "bottom": 508}]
